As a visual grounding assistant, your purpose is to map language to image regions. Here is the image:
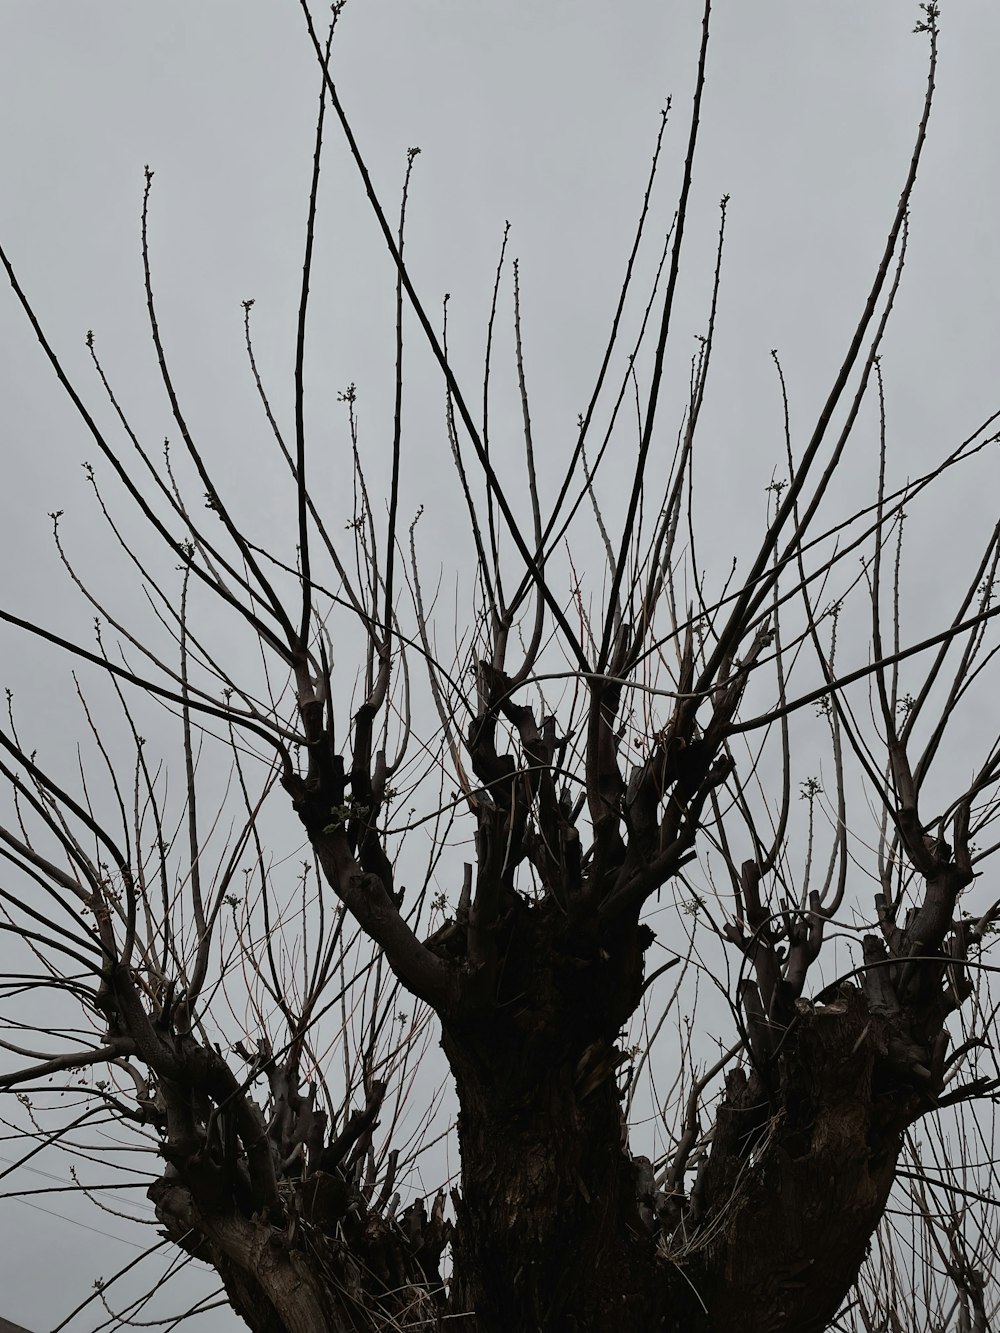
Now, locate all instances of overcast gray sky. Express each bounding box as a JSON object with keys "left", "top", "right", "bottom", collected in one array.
[{"left": 2, "top": 4, "right": 1000, "bottom": 1329}]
